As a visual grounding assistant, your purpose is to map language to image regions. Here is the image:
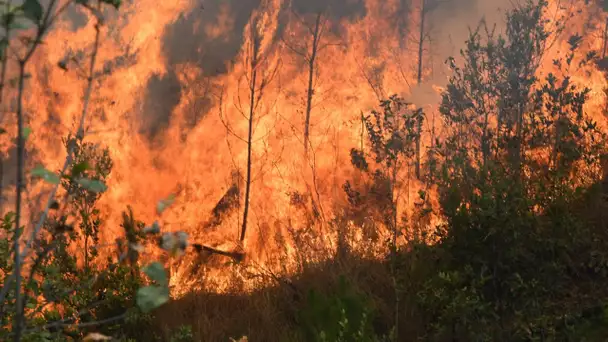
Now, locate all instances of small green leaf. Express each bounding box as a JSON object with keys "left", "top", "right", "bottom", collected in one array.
[
  {"left": 3, "top": 212, "right": 15, "bottom": 224},
  {"left": 156, "top": 194, "right": 175, "bottom": 215},
  {"left": 142, "top": 262, "right": 167, "bottom": 285},
  {"left": 76, "top": 178, "right": 107, "bottom": 193},
  {"left": 8, "top": 18, "right": 30, "bottom": 30},
  {"left": 22, "top": 127, "right": 32, "bottom": 140},
  {"left": 71, "top": 161, "right": 90, "bottom": 178},
  {"left": 136, "top": 285, "right": 169, "bottom": 313},
  {"left": 21, "top": 0, "right": 43, "bottom": 22},
  {"left": 31, "top": 166, "right": 60, "bottom": 184}
]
